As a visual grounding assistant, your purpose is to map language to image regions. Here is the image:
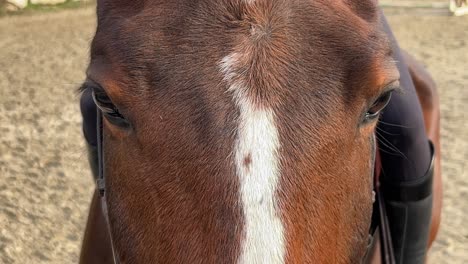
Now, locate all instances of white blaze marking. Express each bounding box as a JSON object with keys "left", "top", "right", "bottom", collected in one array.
[{"left": 220, "top": 54, "right": 285, "bottom": 264}]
